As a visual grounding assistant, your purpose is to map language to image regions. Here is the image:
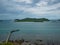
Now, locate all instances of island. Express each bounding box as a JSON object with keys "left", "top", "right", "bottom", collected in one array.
[
  {"left": 58, "top": 19, "right": 60, "bottom": 21},
  {"left": 15, "top": 18, "right": 50, "bottom": 22}
]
